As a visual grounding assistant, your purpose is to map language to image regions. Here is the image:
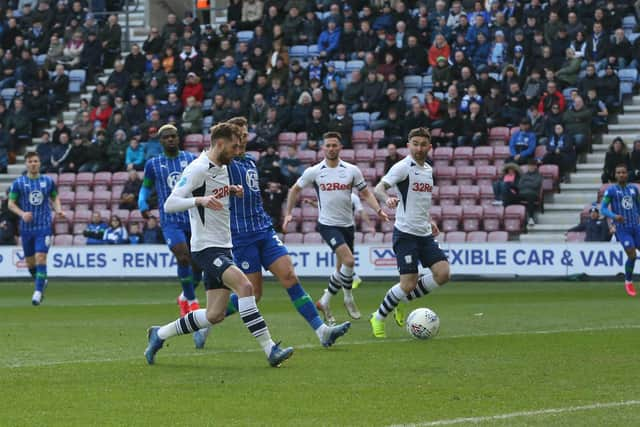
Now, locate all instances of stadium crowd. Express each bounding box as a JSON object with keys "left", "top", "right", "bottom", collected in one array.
[{"left": 0, "top": 0, "right": 640, "bottom": 239}]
